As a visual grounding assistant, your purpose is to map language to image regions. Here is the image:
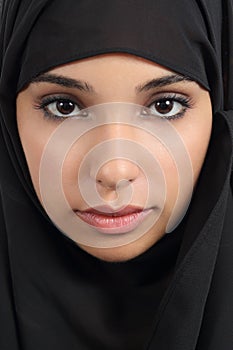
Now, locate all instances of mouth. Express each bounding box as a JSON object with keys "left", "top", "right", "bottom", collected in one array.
[{"left": 74, "top": 205, "right": 153, "bottom": 234}]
